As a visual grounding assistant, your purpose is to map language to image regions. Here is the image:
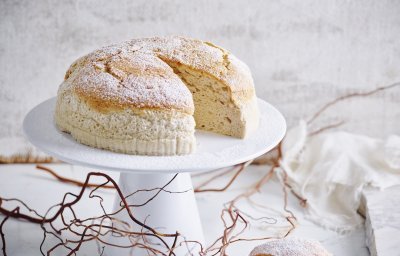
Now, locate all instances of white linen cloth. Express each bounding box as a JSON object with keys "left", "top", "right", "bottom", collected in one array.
[{"left": 279, "top": 121, "right": 400, "bottom": 233}]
